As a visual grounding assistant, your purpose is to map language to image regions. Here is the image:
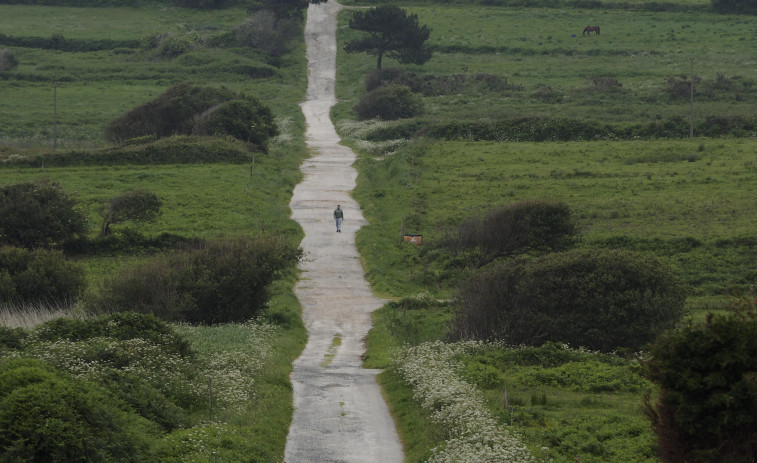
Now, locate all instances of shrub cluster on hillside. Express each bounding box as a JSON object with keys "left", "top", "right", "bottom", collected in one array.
[
  {"left": 353, "top": 84, "right": 424, "bottom": 121},
  {"left": 105, "top": 83, "right": 278, "bottom": 151},
  {"left": 91, "top": 236, "right": 303, "bottom": 324},
  {"left": 450, "top": 248, "right": 687, "bottom": 352},
  {"left": 0, "top": 313, "right": 192, "bottom": 462},
  {"left": 0, "top": 180, "right": 88, "bottom": 249},
  {"left": 440, "top": 199, "right": 577, "bottom": 269},
  {"left": 0, "top": 247, "right": 86, "bottom": 305}
]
